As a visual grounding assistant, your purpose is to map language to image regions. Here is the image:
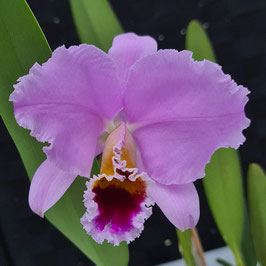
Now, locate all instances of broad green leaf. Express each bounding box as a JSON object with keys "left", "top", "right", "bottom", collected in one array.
[
  {"left": 69, "top": 0, "right": 123, "bottom": 52},
  {"left": 186, "top": 20, "right": 256, "bottom": 266},
  {"left": 0, "top": 0, "right": 128, "bottom": 265},
  {"left": 240, "top": 208, "right": 256, "bottom": 266},
  {"left": 186, "top": 20, "right": 216, "bottom": 62},
  {"left": 0, "top": 0, "right": 50, "bottom": 174},
  {"left": 248, "top": 163, "right": 266, "bottom": 266},
  {"left": 176, "top": 229, "right": 196, "bottom": 266},
  {"left": 202, "top": 149, "right": 245, "bottom": 265}
]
